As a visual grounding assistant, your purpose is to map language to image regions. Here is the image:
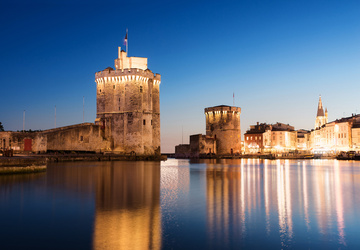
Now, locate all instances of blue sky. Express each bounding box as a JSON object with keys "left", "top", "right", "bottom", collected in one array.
[{"left": 1, "top": 0, "right": 359, "bottom": 152}]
